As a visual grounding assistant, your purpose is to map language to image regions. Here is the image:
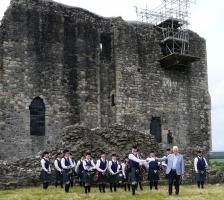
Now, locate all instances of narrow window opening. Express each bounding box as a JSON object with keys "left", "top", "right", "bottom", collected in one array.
[
  {"left": 29, "top": 97, "right": 45, "bottom": 136},
  {"left": 111, "top": 94, "right": 115, "bottom": 106},
  {"left": 100, "top": 33, "right": 112, "bottom": 61}
]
